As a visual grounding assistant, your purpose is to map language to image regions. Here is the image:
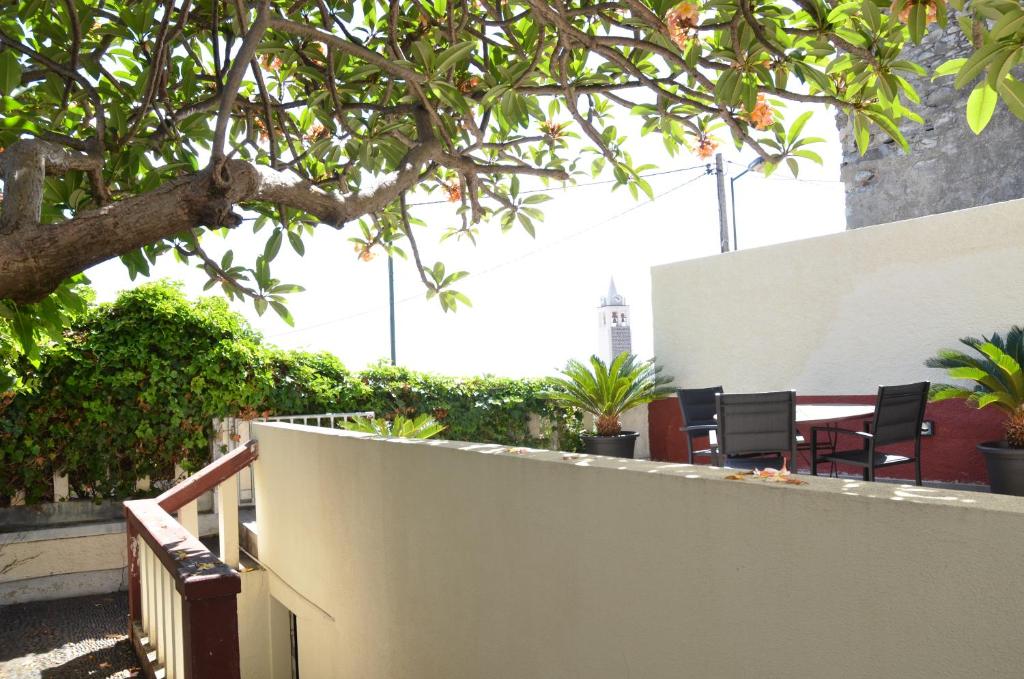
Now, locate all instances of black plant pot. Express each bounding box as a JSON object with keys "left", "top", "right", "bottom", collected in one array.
[
  {"left": 978, "top": 441, "right": 1024, "bottom": 495},
  {"left": 581, "top": 431, "right": 639, "bottom": 458}
]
